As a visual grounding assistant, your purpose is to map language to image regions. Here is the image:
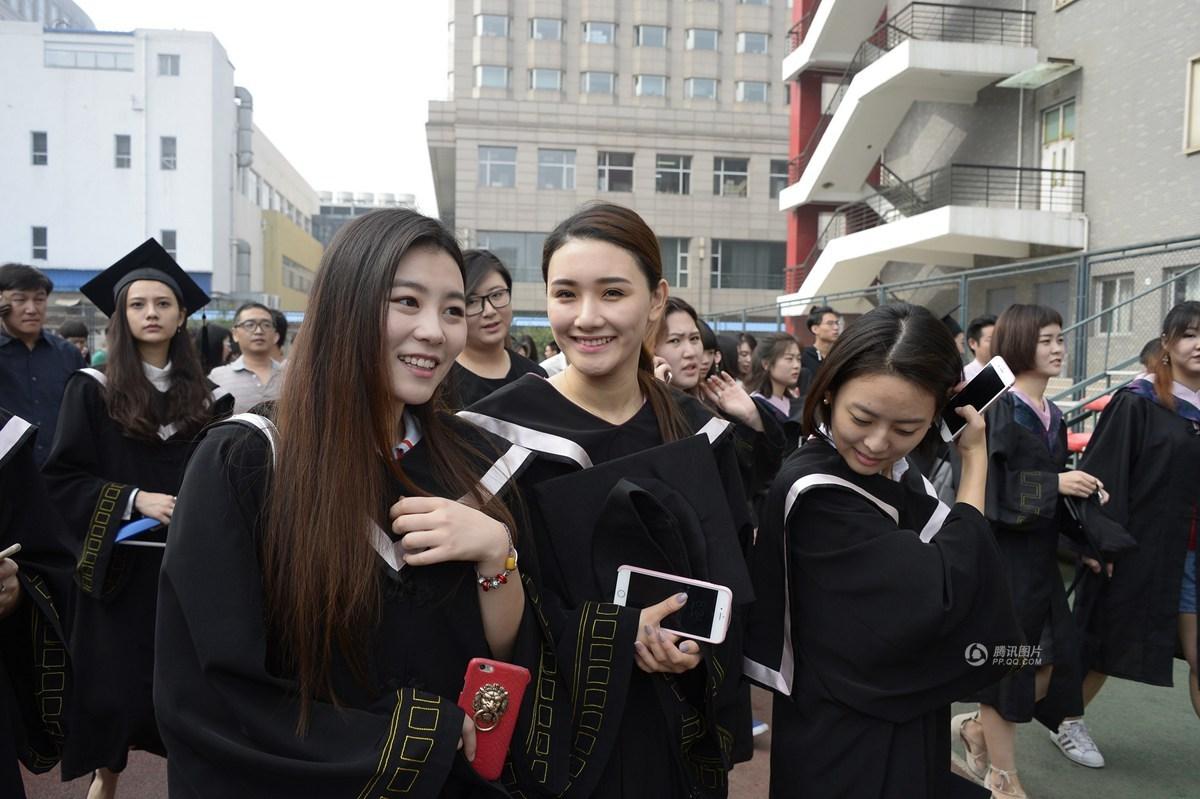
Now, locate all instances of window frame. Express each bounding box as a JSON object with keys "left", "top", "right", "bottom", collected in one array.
[
  {"left": 636, "top": 24, "right": 668, "bottom": 48},
  {"left": 31, "top": 131, "right": 47, "bottom": 165},
  {"left": 114, "top": 134, "right": 131, "bottom": 169},
  {"left": 597, "top": 151, "right": 634, "bottom": 192},
  {"left": 635, "top": 74, "right": 667, "bottom": 97},
  {"left": 713, "top": 156, "right": 750, "bottom": 197},
  {"left": 769, "top": 158, "right": 789, "bottom": 198},
  {"left": 530, "top": 17, "right": 563, "bottom": 41},
  {"left": 31, "top": 226, "right": 48, "bottom": 260},
  {"left": 157, "top": 53, "right": 180, "bottom": 76},
  {"left": 537, "top": 148, "right": 577, "bottom": 191},
  {"left": 736, "top": 81, "right": 769, "bottom": 103},
  {"left": 475, "top": 65, "right": 509, "bottom": 89},
  {"left": 1186, "top": 54, "right": 1200, "bottom": 154},
  {"left": 530, "top": 68, "right": 563, "bottom": 91},
  {"left": 685, "top": 77, "right": 718, "bottom": 100},
  {"left": 1093, "top": 274, "right": 1135, "bottom": 335},
  {"left": 583, "top": 21, "right": 616, "bottom": 45},
  {"left": 478, "top": 145, "right": 518, "bottom": 188},
  {"left": 686, "top": 29, "right": 719, "bottom": 51},
  {"left": 736, "top": 32, "right": 769, "bottom": 54},
  {"left": 160, "top": 136, "right": 177, "bottom": 170},
  {"left": 160, "top": 229, "right": 177, "bottom": 259},
  {"left": 655, "top": 154, "right": 692, "bottom": 195},
  {"left": 581, "top": 71, "right": 616, "bottom": 94},
  {"left": 475, "top": 14, "right": 509, "bottom": 38}
]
